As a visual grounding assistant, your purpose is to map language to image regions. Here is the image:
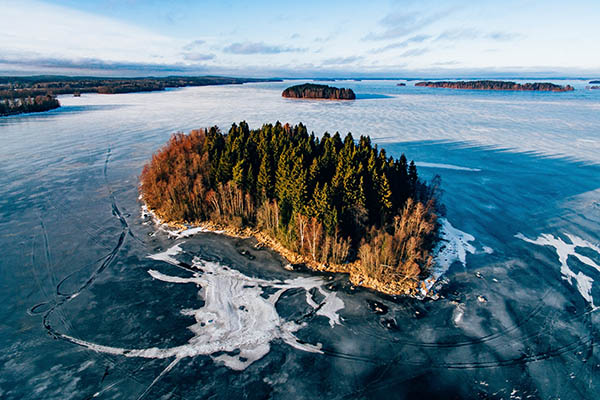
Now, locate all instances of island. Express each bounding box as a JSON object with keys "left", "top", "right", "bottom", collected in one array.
[
  {"left": 590, "top": 86, "right": 600, "bottom": 90},
  {"left": 415, "top": 80, "right": 574, "bottom": 92},
  {"left": 589, "top": 80, "right": 600, "bottom": 84},
  {"left": 0, "top": 75, "right": 281, "bottom": 116},
  {"left": 0, "top": 94, "right": 60, "bottom": 116},
  {"left": 282, "top": 83, "right": 356, "bottom": 100},
  {"left": 397, "top": 83, "right": 406, "bottom": 87},
  {"left": 140, "top": 122, "right": 441, "bottom": 295}
]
